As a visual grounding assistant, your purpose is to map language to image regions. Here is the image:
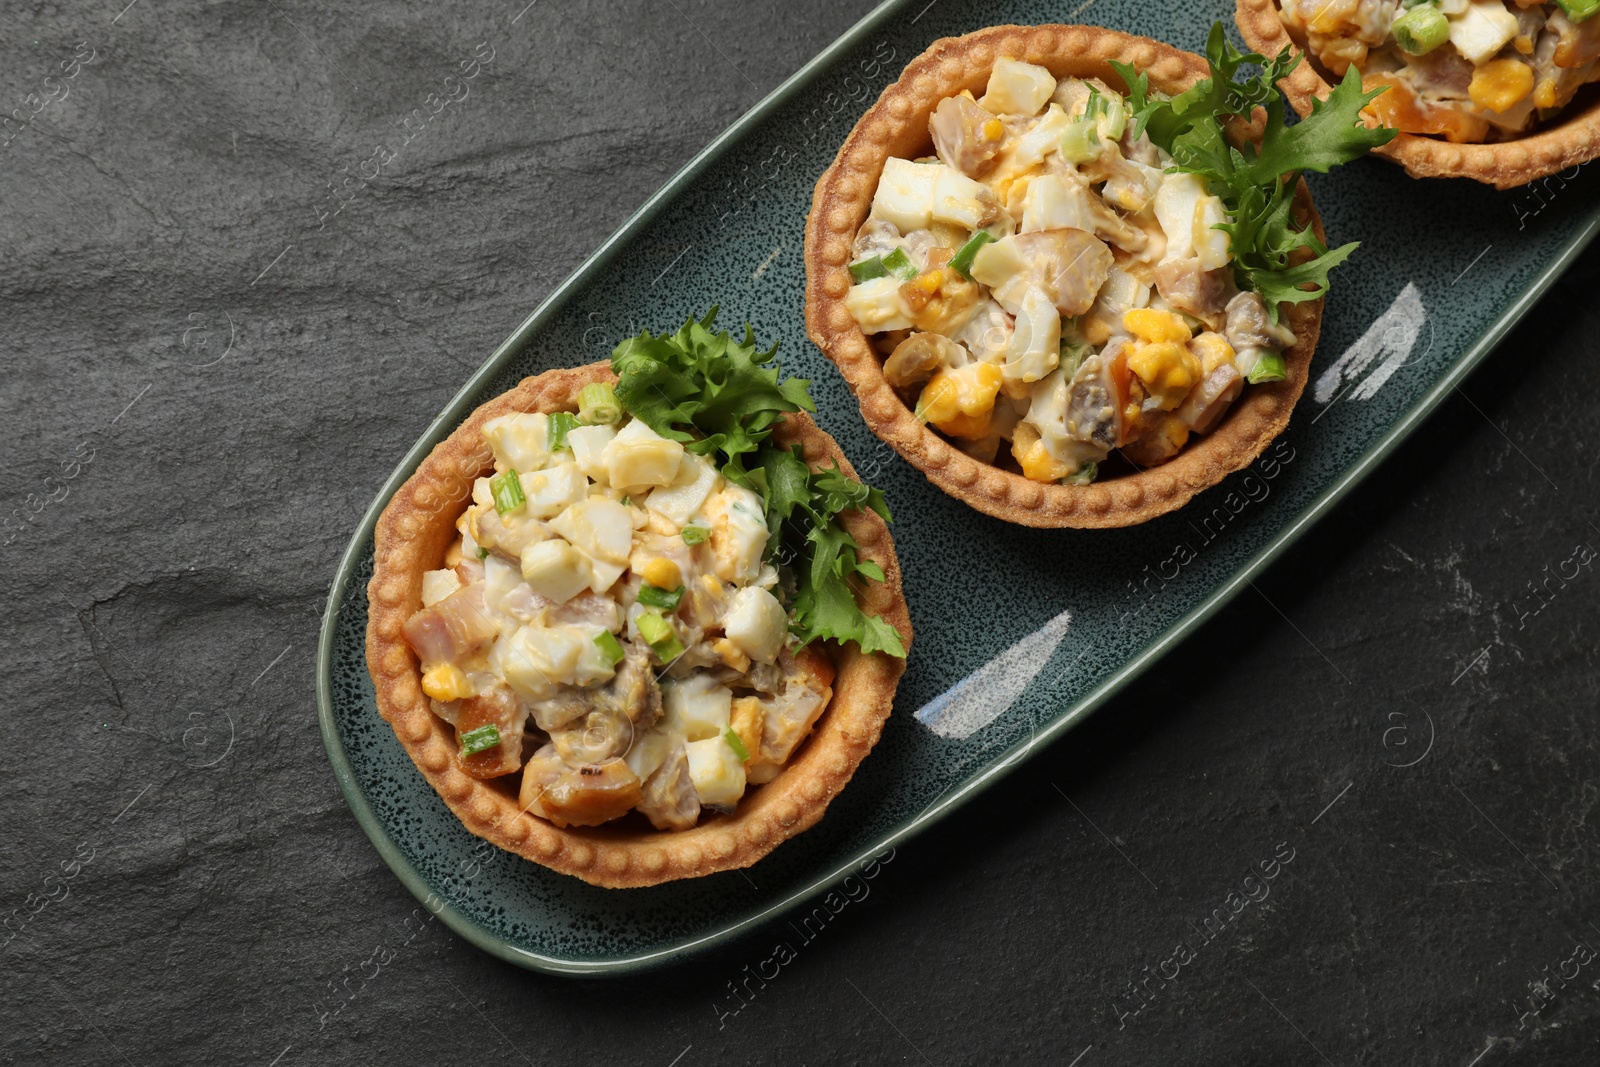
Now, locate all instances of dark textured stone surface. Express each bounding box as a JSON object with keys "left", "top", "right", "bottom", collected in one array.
[{"left": 2, "top": 1, "right": 1597, "bottom": 1064}]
